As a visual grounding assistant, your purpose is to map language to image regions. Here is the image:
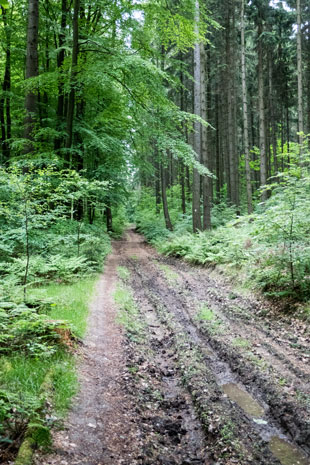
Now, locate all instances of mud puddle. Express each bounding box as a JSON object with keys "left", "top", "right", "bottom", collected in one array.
[
  {"left": 222, "top": 383, "right": 265, "bottom": 417},
  {"left": 269, "top": 437, "right": 309, "bottom": 465},
  {"left": 221, "top": 383, "right": 309, "bottom": 465}
]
